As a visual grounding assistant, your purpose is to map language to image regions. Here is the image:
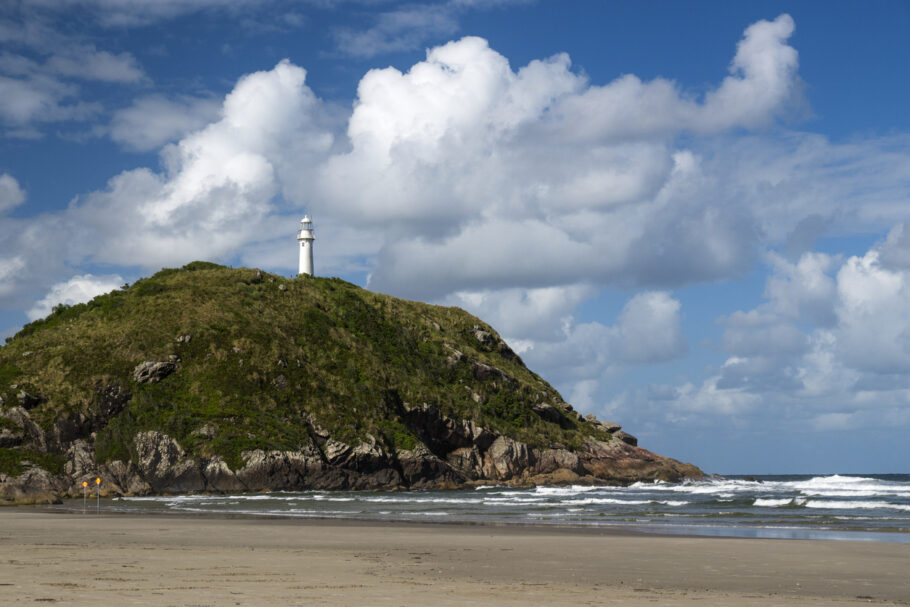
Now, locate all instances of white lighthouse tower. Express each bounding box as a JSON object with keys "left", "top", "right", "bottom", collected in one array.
[{"left": 297, "top": 215, "right": 315, "bottom": 276}]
